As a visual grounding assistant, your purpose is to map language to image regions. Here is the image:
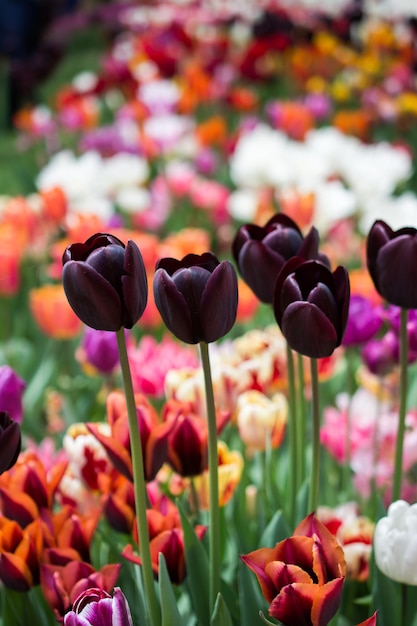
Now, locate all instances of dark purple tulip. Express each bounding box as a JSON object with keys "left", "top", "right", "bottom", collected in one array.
[
  {"left": 62, "top": 233, "right": 148, "bottom": 331},
  {"left": 0, "top": 411, "right": 21, "bottom": 474},
  {"left": 367, "top": 220, "right": 417, "bottom": 309},
  {"left": 153, "top": 252, "right": 238, "bottom": 344},
  {"left": 64, "top": 587, "right": 133, "bottom": 626},
  {"left": 232, "top": 213, "right": 329, "bottom": 304},
  {"left": 0, "top": 366, "right": 25, "bottom": 423},
  {"left": 273, "top": 258, "right": 350, "bottom": 358},
  {"left": 342, "top": 295, "right": 383, "bottom": 347}
]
